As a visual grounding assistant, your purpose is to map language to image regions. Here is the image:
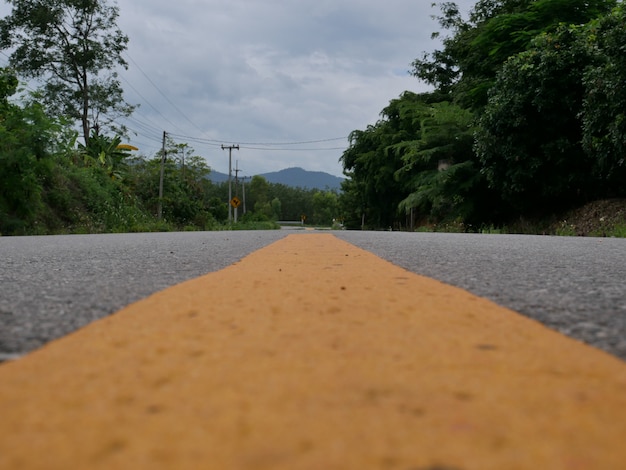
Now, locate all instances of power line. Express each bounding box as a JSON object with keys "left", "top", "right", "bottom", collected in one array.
[
  {"left": 124, "top": 52, "right": 204, "bottom": 134},
  {"left": 118, "top": 73, "right": 187, "bottom": 135},
  {"left": 122, "top": 113, "right": 169, "bottom": 138},
  {"left": 239, "top": 146, "right": 346, "bottom": 151},
  {"left": 167, "top": 132, "right": 347, "bottom": 147}
]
